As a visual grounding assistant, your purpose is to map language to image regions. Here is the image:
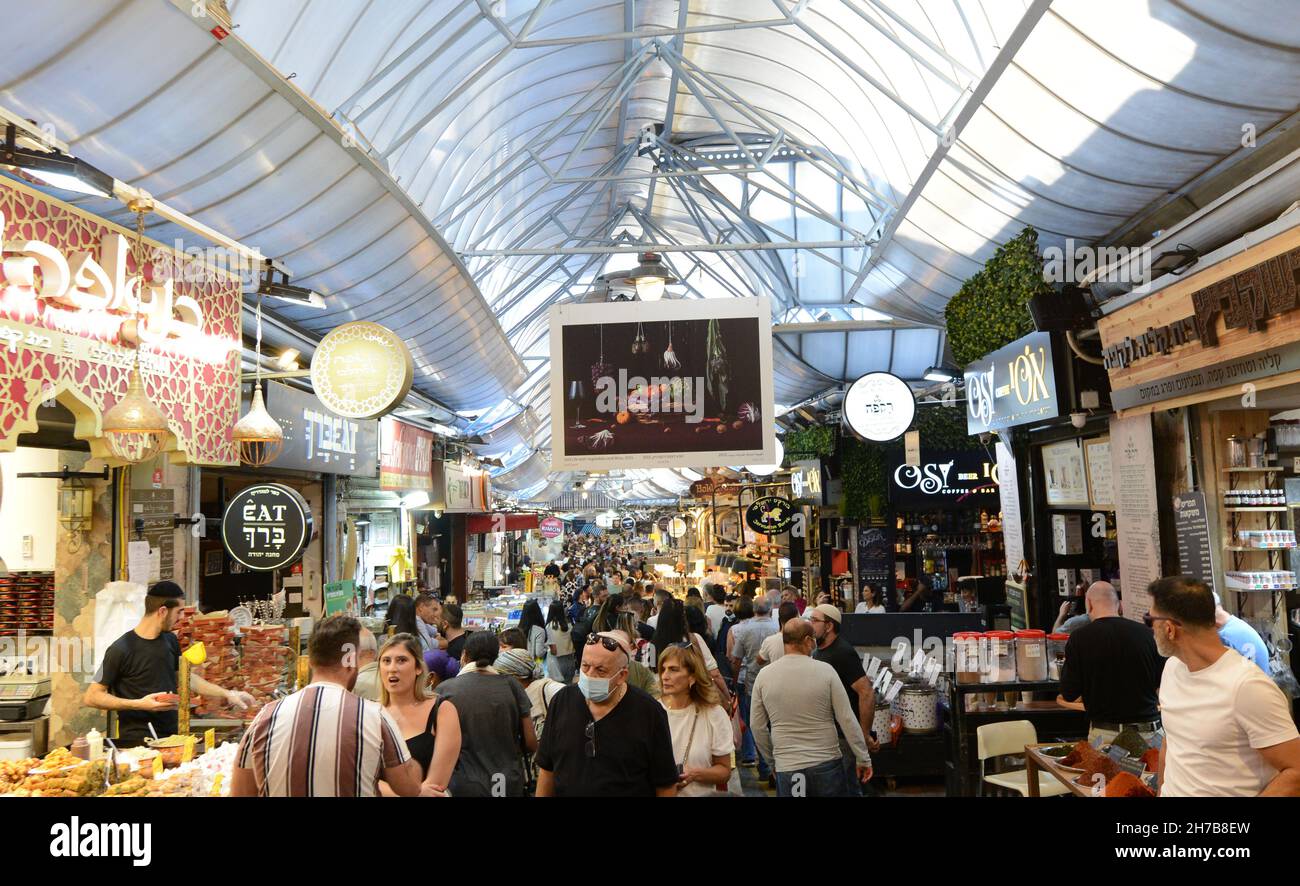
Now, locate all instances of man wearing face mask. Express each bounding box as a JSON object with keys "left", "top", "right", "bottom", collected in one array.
[
  {"left": 535, "top": 630, "right": 679, "bottom": 797},
  {"left": 751, "top": 619, "right": 872, "bottom": 797}
]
